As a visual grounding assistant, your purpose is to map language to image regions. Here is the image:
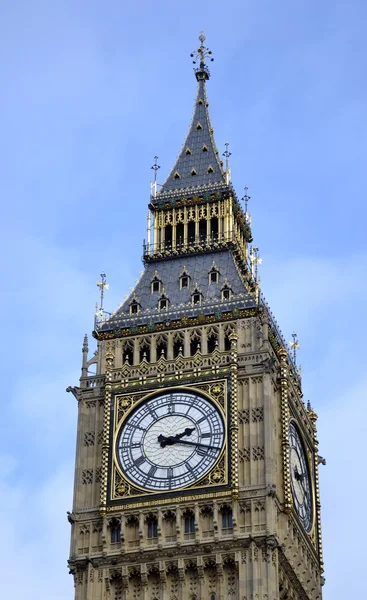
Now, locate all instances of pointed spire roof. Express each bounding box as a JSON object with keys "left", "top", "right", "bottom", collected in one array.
[{"left": 155, "top": 34, "right": 227, "bottom": 201}]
